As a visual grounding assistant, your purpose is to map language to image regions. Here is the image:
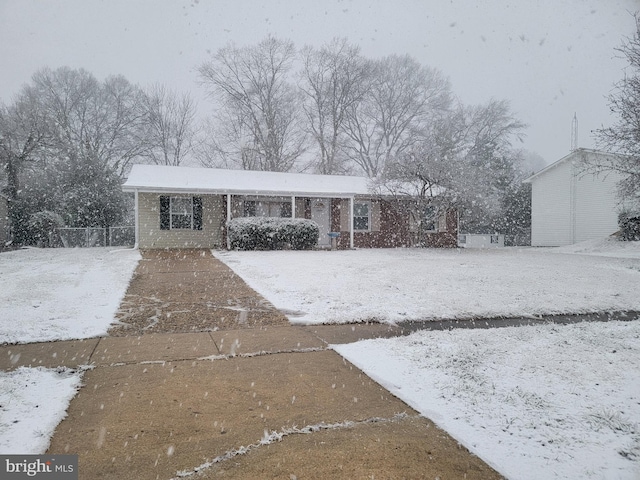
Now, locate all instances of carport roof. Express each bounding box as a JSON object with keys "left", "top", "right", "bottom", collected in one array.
[{"left": 123, "top": 164, "right": 372, "bottom": 197}]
